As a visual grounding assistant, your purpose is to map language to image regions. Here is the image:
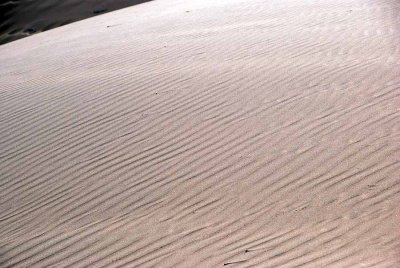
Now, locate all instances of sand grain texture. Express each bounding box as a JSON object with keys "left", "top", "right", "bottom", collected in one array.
[{"left": 0, "top": 0, "right": 400, "bottom": 267}]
